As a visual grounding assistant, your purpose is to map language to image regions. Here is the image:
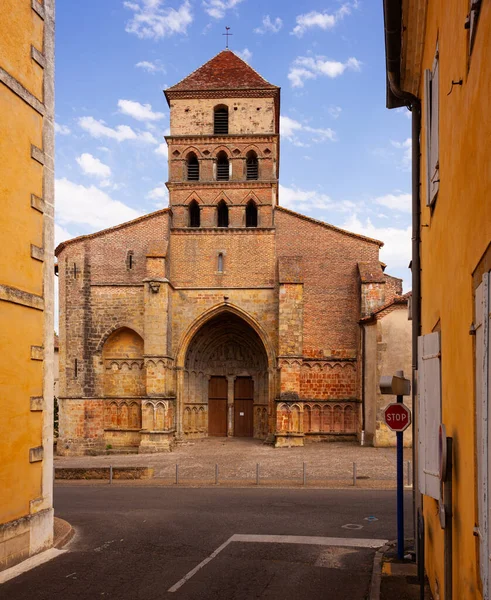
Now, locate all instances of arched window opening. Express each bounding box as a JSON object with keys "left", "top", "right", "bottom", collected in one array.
[
  {"left": 214, "top": 105, "right": 229, "bottom": 135},
  {"left": 217, "top": 200, "right": 229, "bottom": 228},
  {"left": 246, "top": 200, "right": 258, "bottom": 227},
  {"left": 218, "top": 252, "right": 224, "bottom": 273},
  {"left": 186, "top": 152, "right": 199, "bottom": 181},
  {"left": 189, "top": 200, "right": 200, "bottom": 228},
  {"left": 216, "top": 151, "right": 230, "bottom": 181},
  {"left": 246, "top": 151, "right": 259, "bottom": 180}
]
